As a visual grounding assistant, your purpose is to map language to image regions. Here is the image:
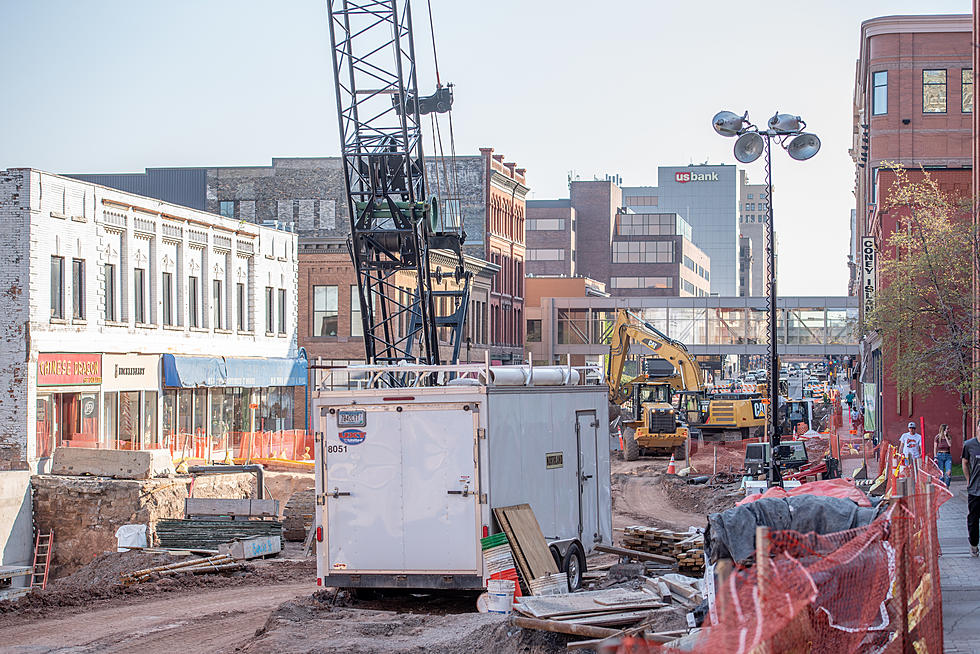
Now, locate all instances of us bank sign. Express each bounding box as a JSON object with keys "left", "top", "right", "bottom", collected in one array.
[
  {"left": 862, "top": 237, "right": 876, "bottom": 317},
  {"left": 675, "top": 171, "right": 719, "bottom": 183}
]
